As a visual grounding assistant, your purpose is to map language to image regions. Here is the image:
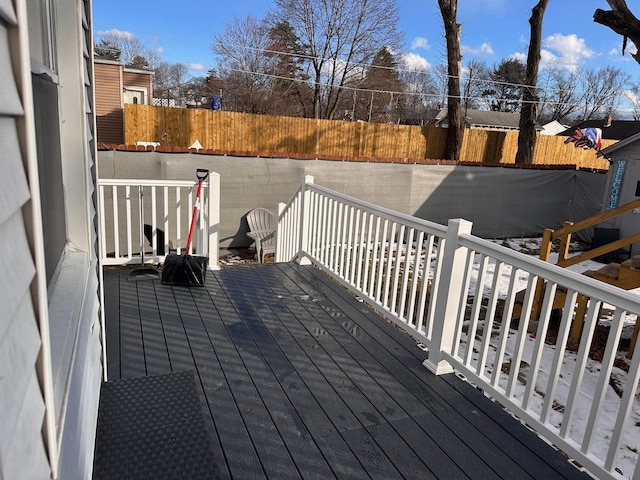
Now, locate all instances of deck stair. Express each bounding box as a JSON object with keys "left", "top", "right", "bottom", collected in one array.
[
  {"left": 509, "top": 198, "right": 640, "bottom": 347},
  {"left": 583, "top": 255, "right": 640, "bottom": 290}
]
